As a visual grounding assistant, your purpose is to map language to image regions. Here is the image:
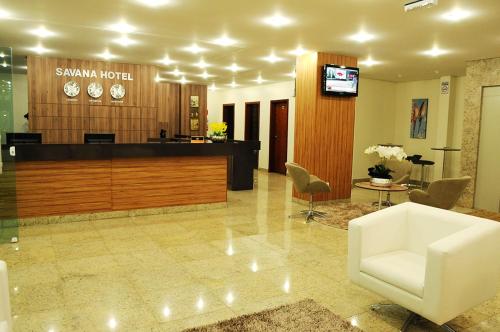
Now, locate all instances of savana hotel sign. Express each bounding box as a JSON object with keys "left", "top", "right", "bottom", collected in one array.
[{"left": 55, "top": 67, "right": 134, "bottom": 80}]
